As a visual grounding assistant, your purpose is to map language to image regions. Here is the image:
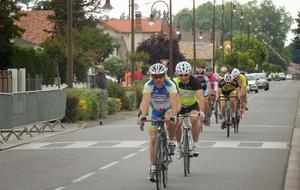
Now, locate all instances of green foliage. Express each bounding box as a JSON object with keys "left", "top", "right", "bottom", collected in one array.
[
  {"left": 223, "top": 51, "right": 255, "bottom": 72},
  {"left": 66, "top": 93, "right": 80, "bottom": 122},
  {"left": 103, "top": 57, "right": 126, "bottom": 77},
  {"left": 128, "top": 52, "right": 150, "bottom": 63},
  {"left": 0, "top": 0, "right": 24, "bottom": 69},
  {"left": 108, "top": 98, "right": 122, "bottom": 114},
  {"left": 11, "top": 45, "right": 56, "bottom": 84},
  {"left": 187, "top": 59, "right": 205, "bottom": 68},
  {"left": 126, "top": 84, "right": 143, "bottom": 109},
  {"left": 67, "top": 88, "right": 108, "bottom": 120},
  {"left": 292, "top": 12, "right": 300, "bottom": 49},
  {"left": 141, "top": 64, "right": 150, "bottom": 75}
]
